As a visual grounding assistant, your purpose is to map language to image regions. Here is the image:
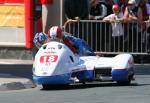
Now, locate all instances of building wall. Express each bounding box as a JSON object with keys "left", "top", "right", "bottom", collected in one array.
[
  {"left": 0, "top": 1, "right": 63, "bottom": 59},
  {"left": 42, "top": 0, "right": 61, "bottom": 33}
]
